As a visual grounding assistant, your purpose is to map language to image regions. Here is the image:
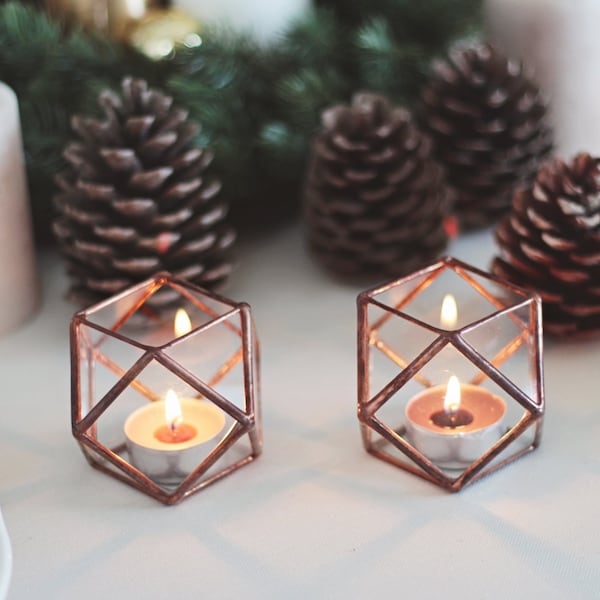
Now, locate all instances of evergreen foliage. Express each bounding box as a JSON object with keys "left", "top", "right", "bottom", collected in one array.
[{"left": 0, "top": 0, "right": 482, "bottom": 240}]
